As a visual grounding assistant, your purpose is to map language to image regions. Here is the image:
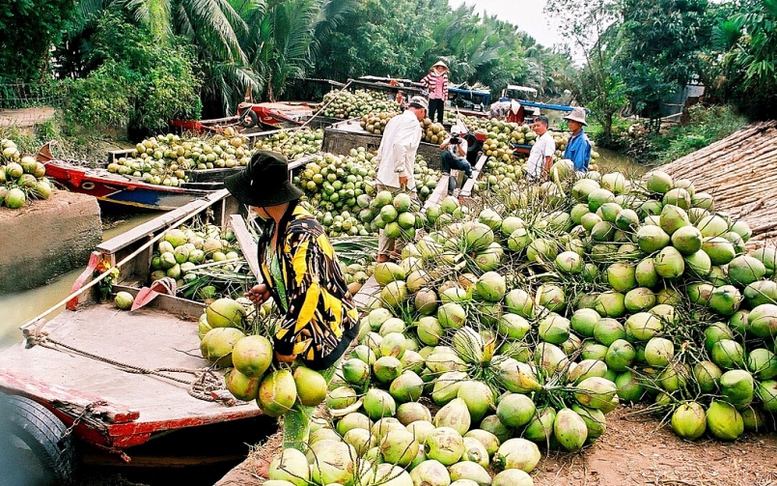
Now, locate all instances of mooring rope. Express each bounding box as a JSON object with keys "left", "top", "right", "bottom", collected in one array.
[{"left": 29, "top": 334, "right": 240, "bottom": 406}]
